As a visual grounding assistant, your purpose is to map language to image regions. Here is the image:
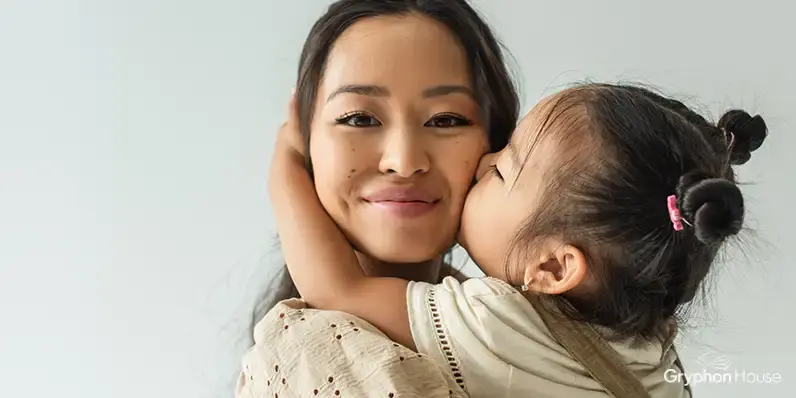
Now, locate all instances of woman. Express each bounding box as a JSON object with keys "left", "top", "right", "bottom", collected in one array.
[
  {"left": 240, "top": 0, "right": 519, "bottom": 396},
  {"left": 253, "top": 0, "right": 519, "bottom": 320}
]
